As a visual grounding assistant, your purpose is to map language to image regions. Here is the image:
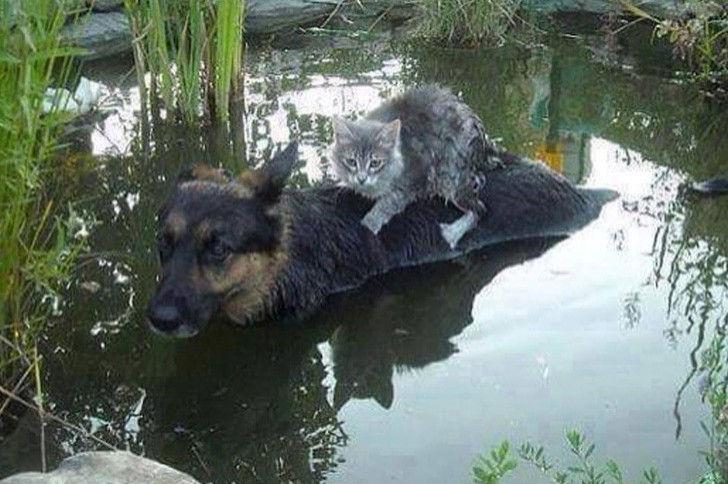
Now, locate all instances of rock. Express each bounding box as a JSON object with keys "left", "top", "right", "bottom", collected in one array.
[
  {"left": 42, "top": 77, "right": 105, "bottom": 116},
  {"left": 245, "top": 0, "right": 338, "bottom": 34},
  {"left": 87, "top": 0, "right": 124, "bottom": 12},
  {"left": 522, "top": 0, "right": 690, "bottom": 17},
  {"left": 0, "top": 451, "right": 200, "bottom": 484},
  {"left": 59, "top": 0, "right": 693, "bottom": 61},
  {"left": 61, "top": 11, "right": 131, "bottom": 61}
]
